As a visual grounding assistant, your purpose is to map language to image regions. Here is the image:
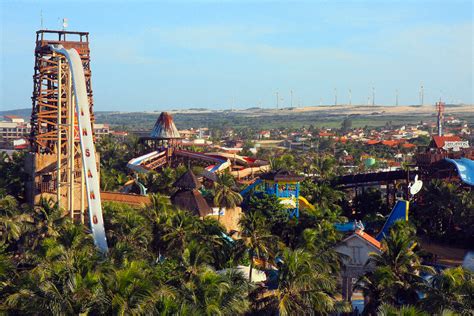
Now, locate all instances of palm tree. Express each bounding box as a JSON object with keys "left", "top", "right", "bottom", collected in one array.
[
  {"left": 179, "top": 268, "right": 250, "bottom": 315},
  {"left": 181, "top": 240, "right": 213, "bottom": 279},
  {"left": 101, "top": 260, "right": 166, "bottom": 315},
  {"left": 148, "top": 193, "right": 172, "bottom": 215},
  {"left": 300, "top": 180, "right": 344, "bottom": 215},
  {"left": 4, "top": 223, "right": 107, "bottom": 315},
  {"left": 237, "top": 211, "right": 278, "bottom": 282},
  {"left": 0, "top": 195, "right": 32, "bottom": 247},
  {"left": 0, "top": 246, "right": 14, "bottom": 300},
  {"left": 157, "top": 208, "right": 202, "bottom": 255},
  {"left": 357, "top": 226, "right": 435, "bottom": 313},
  {"left": 253, "top": 248, "right": 348, "bottom": 315},
  {"left": 310, "top": 154, "right": 337, "bottom": 180},
  {"left": 213, "top": 172, "right": 243, "bottom": 221},
  {"left": 421, "top": 267, "right": 473, "bottom": 314},
  {"left": 377, "top": 303, "right": 428, "bottom": 316},
  {"left": 355, "top": 266, "right": 397, "bottom": 315},
  {"left": 103, "top": 202, "right": 153, "bottom": 262}
]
